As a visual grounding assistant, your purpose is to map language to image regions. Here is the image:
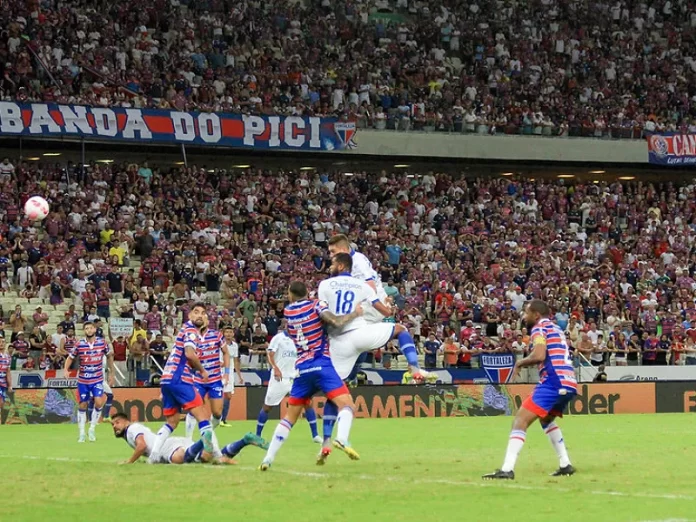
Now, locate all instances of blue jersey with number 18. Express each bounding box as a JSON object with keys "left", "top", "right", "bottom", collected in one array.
[
  {"left": 284, "top": 299, "right": 330, "bottom": 366},
  {"left": 318, "top": 273, "right": 379, "bottom": 334}
]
